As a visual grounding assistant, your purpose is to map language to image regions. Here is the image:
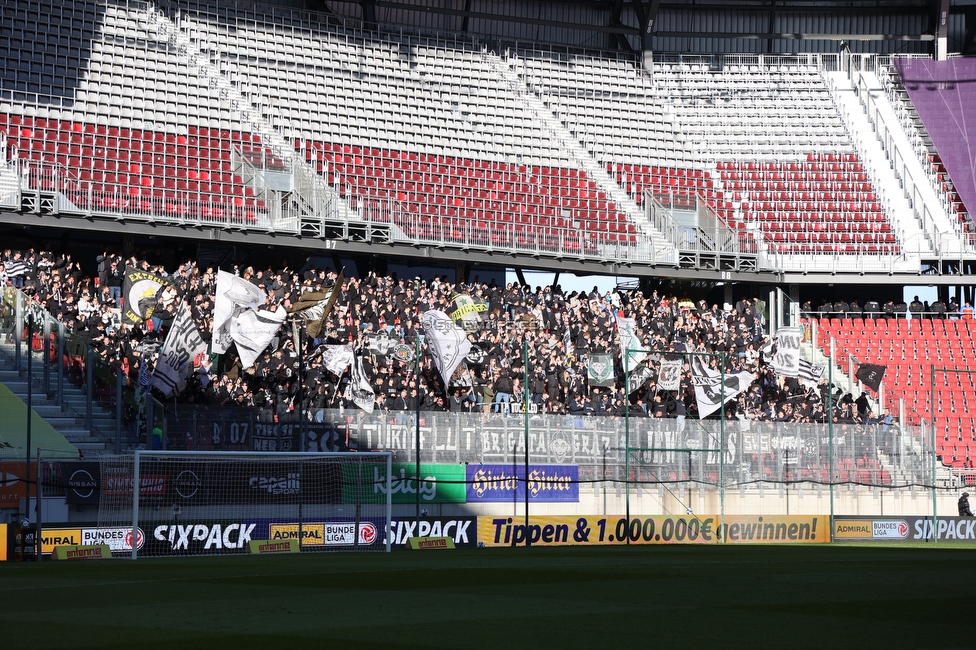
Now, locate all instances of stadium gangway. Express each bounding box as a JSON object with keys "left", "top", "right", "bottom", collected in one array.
[{"left": 0, "top": 286, "right": 121, "bottom": 453}]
